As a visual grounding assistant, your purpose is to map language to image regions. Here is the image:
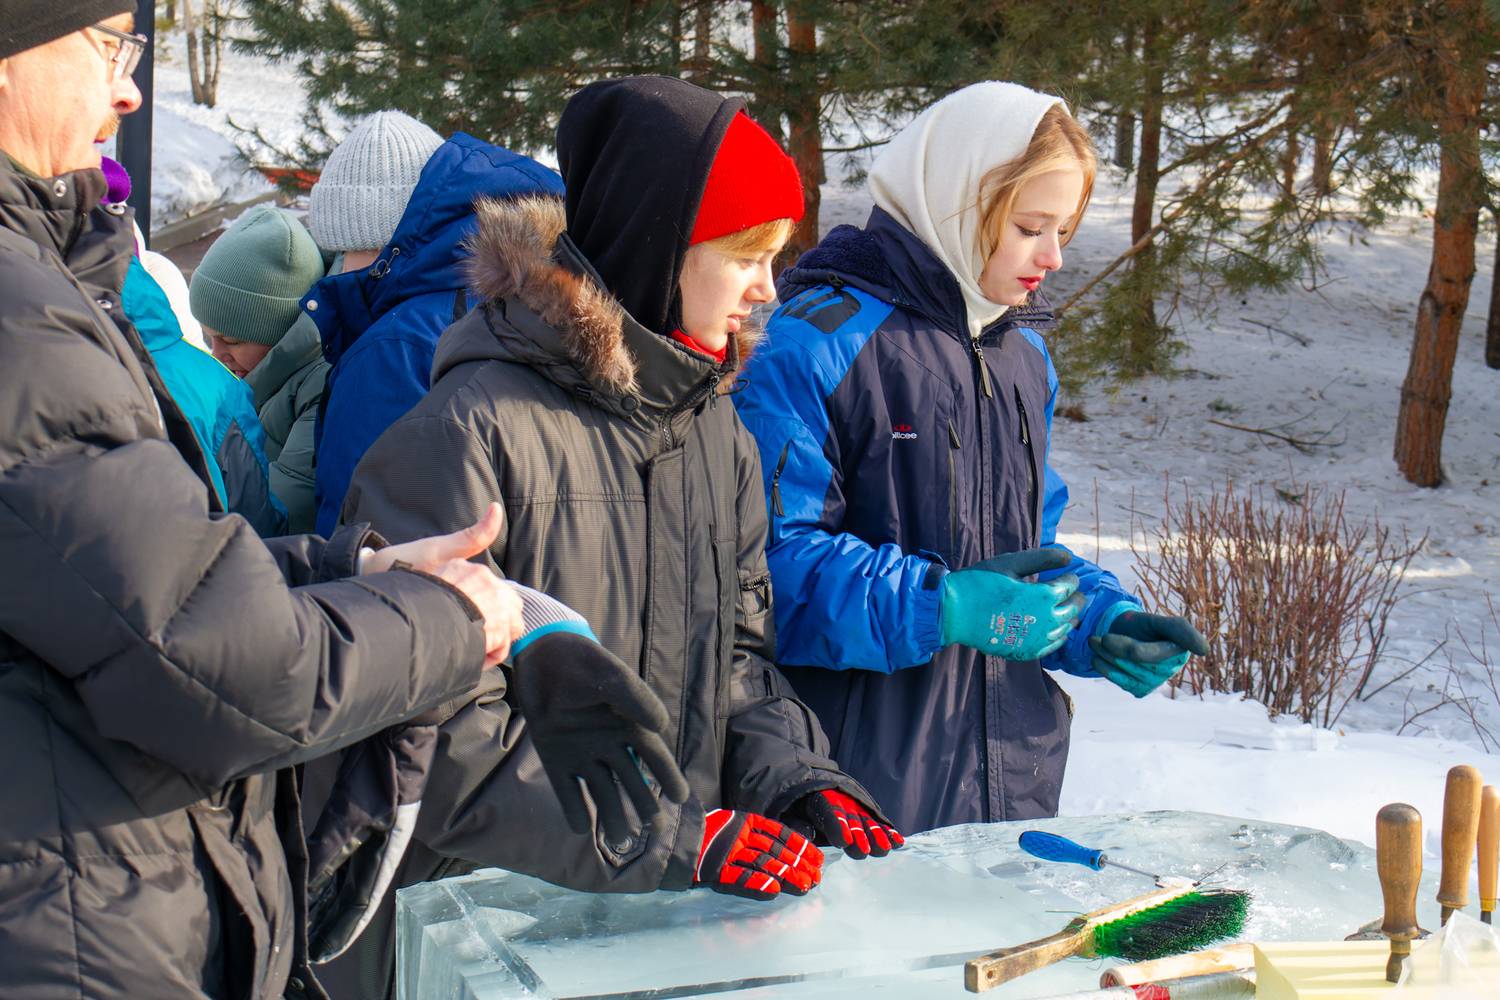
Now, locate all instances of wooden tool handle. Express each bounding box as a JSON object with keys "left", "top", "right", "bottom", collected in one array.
[
  {"left": 1098, "top": 943, "right": 1254, "bottom": 987},
  {"left": 1480, "top": 784, "right": 1500, "bottom": 917},
  {"left": 1378, "top": 803, "right": 1422, "bottom": 939},
  {"left": 965, "top": 926, "right": 1087, "bottom": 992},
  {"left": 1438, "top": 765, "right": 1483, "bottom": 917}
]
